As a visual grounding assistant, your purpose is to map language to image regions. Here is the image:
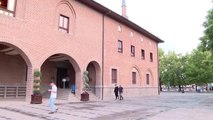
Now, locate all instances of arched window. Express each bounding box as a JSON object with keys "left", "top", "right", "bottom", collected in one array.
[
  {"left": 59, "top": 14, "right": 69, "bottom": 33},
  {"left": 132, "top": 72, "right": 136, "bottom": 84},
  {"left": 146, "top": 74, "right": 150, "bottom": 85}
]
